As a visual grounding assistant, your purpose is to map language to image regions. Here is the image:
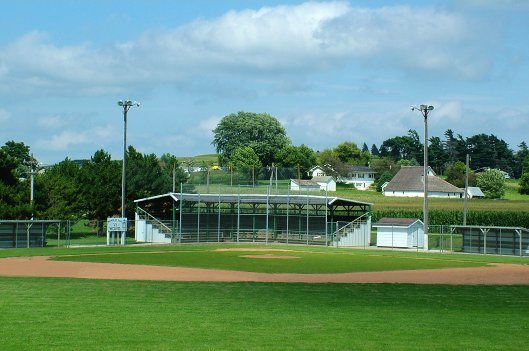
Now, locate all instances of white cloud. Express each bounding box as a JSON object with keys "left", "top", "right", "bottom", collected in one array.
[
  {"left": 37, "top": 124, "right": 115, "bottom": 151},
  {"left": 497, "top": 108, "right": 529, "bottom": 130},
  {"left": 431, "top": 101, "right": 464, "bottom": 122},
  {"left": 199, "top": 116, "right": 221, "bottom": 136},
  {"left": 0, "top": 2, "right": 495, "bottom": 97}
]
